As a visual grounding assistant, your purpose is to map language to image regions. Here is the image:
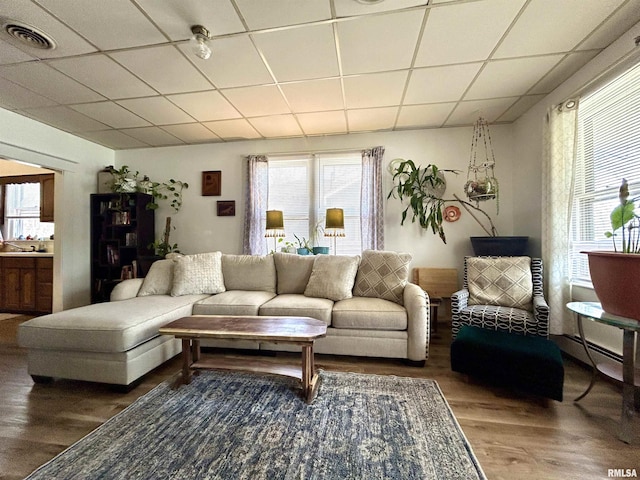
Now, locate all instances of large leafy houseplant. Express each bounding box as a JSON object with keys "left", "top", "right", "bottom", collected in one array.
[
  {"left": 605, "top": 178, "right": 639, "bottom": 253},
  {"left": 387, "top": 159, "right": 498, "bottom": 244}
]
